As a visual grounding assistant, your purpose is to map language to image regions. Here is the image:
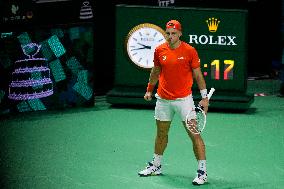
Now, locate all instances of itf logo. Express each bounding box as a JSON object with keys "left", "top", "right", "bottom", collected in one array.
[{"left": 158, "top": 0, "right": 175, "bottom": 7}]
